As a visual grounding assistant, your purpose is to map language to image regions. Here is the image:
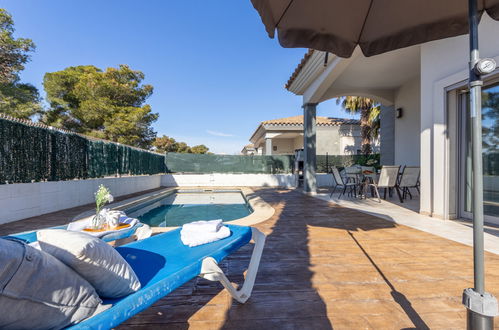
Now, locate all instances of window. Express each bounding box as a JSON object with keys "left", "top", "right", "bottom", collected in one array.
[{"left": 461, "top": 82, "right": 499, "bottom": 220}]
